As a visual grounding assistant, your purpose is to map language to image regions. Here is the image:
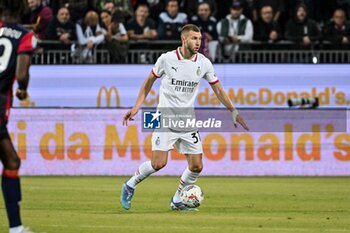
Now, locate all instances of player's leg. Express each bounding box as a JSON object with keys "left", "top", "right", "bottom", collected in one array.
[
  {"left": 0, "top": 129, "right": 25, "bottom": 233},
  {"left": 120, "top": 131, "right": 175, "bottom": 210},
  {"left": 120, "top": 150, "right": 169, "bottom": 210},
  {"left": 126, "top": 150, "right": 168, "bottom": 189},
  {"left": 171, "top": 154, "right": 203, "bottom": 201},
  {"left": 171, "top": 131, "right": 203, "bottom": 210}
]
